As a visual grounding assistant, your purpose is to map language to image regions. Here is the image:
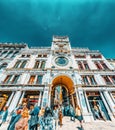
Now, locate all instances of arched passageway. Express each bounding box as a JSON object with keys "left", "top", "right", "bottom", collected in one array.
[{"left": 51, "top": 75, "right": 77, "bottom": 111}]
